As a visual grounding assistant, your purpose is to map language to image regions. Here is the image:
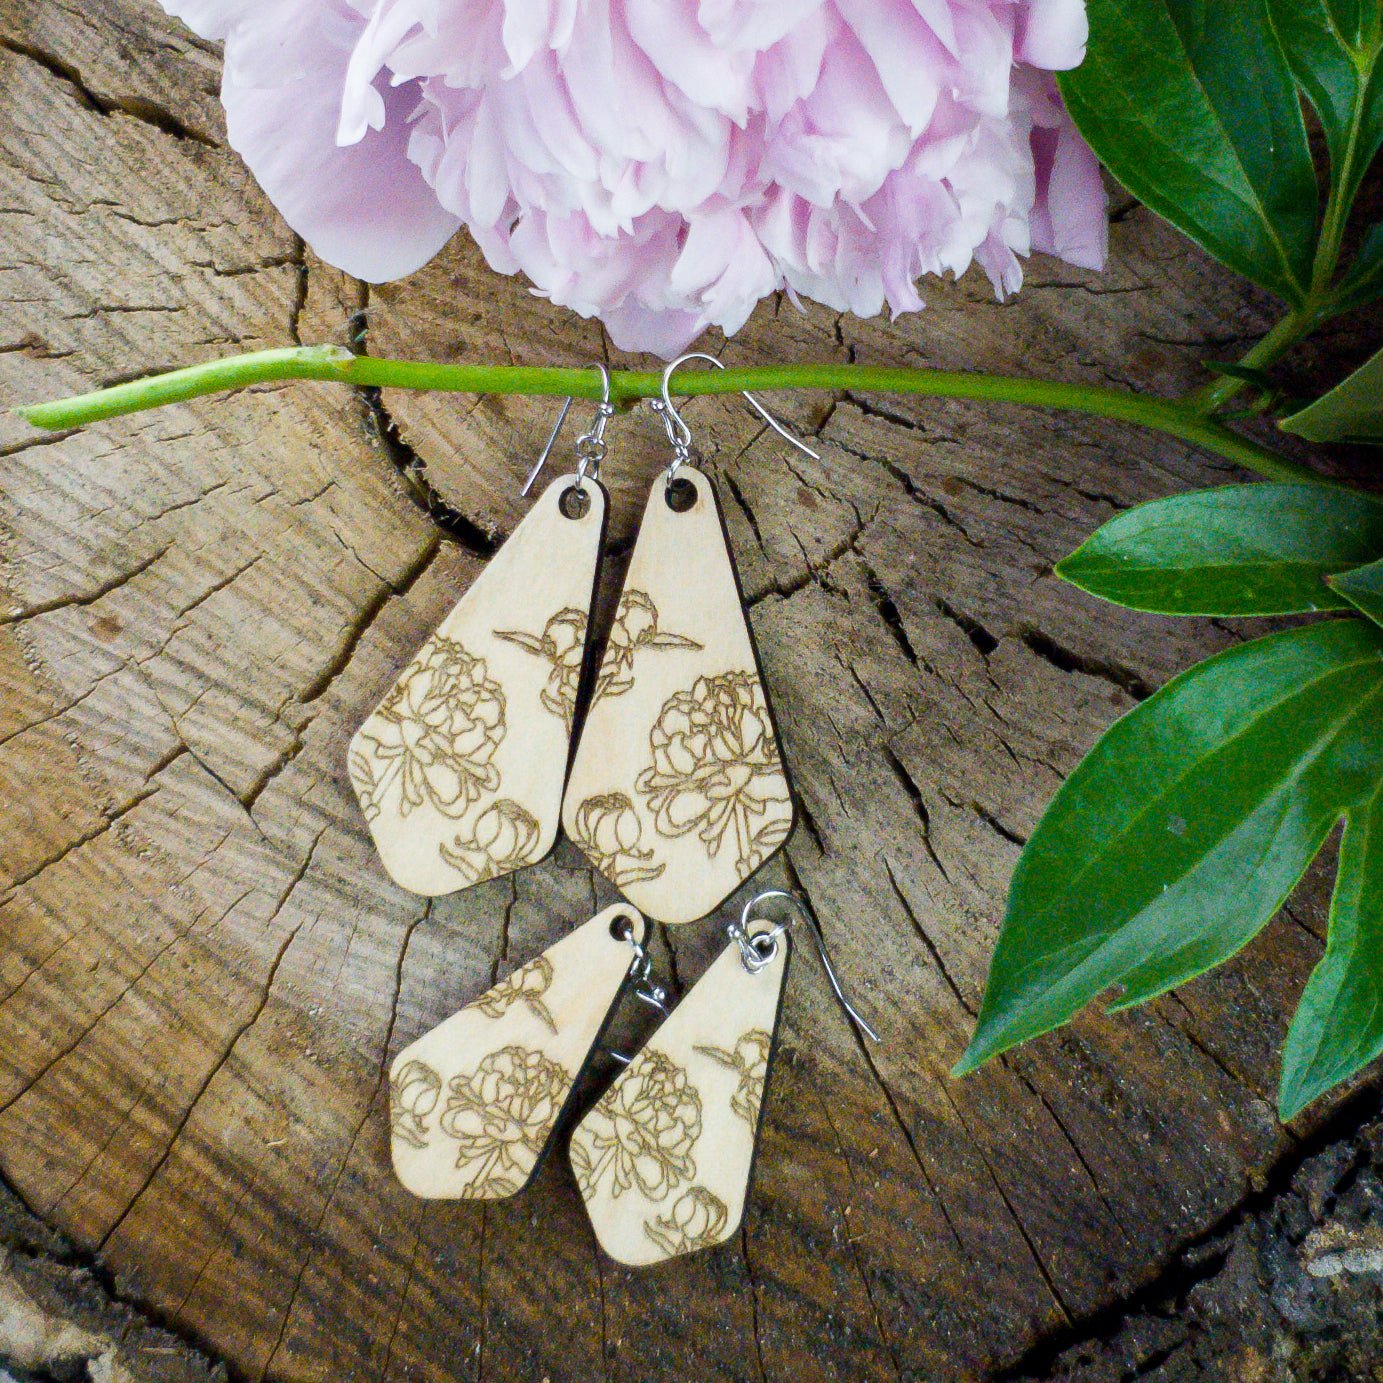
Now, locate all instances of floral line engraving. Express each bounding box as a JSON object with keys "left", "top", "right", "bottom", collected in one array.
[
  {"left": 592, "top": 590, "right": 701, "bottom": 707},
  {"left": 440, "top": 1045, "right": 572, "bottom": 1200},
  {"left": 495, "top": 607, "right": 588, "bottom": 730},
  {"left": 439, "top": 798, "right": 542, "bottom": 883},
  {"left": 353, "top": 636, "right": 506, "bottom": 821},
  {"left": 475, "top": 954, "right": 557, "bottom": 1034},
  {"left": 635, "top": 670, "right": 793, "bottom": 880},
  {"left": 695, "top": 1029, "right": 771, "bottom": 1125},
  {"left": 568, "top": 792, "right": 666, "bottom": 887},
  {"left": 390, "top": 1058, "right": 442, "bottom": 1150},
  {"left": 644, "top": 1186, "right": 729, "bottom": 1257},
  {"left": 571, "top": 1049, "right": 702, "bottom": 1203}
]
